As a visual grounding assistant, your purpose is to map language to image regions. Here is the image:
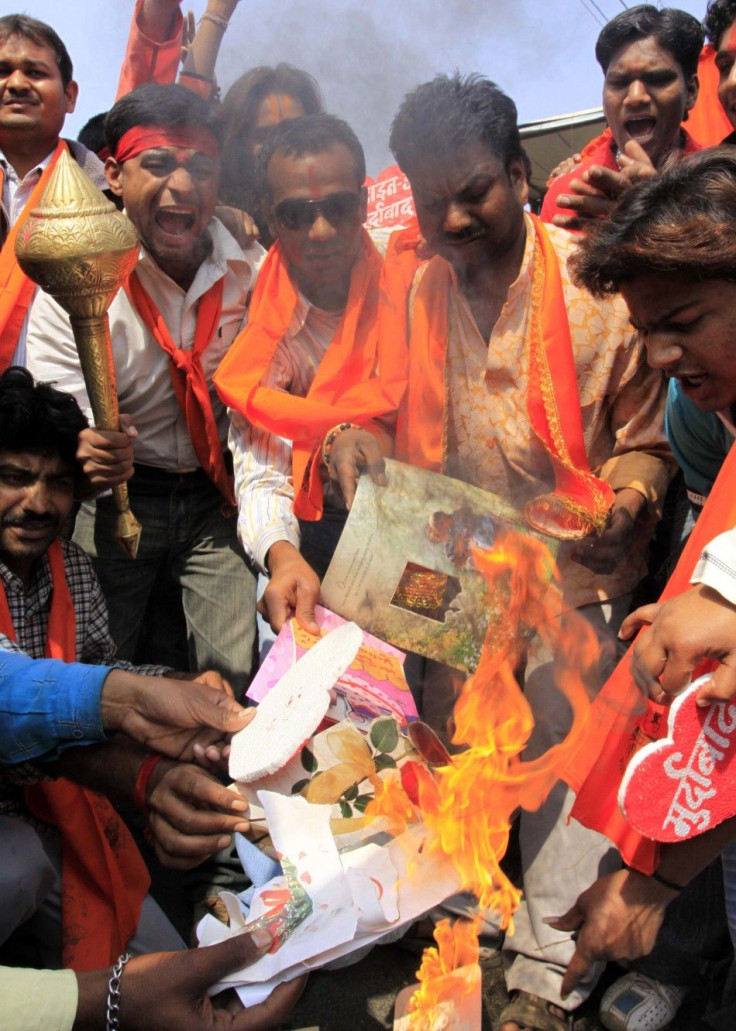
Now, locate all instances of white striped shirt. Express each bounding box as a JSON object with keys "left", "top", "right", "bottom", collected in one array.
[{"left": 229, "top": 293, "right": 341, "bottom": 572}]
